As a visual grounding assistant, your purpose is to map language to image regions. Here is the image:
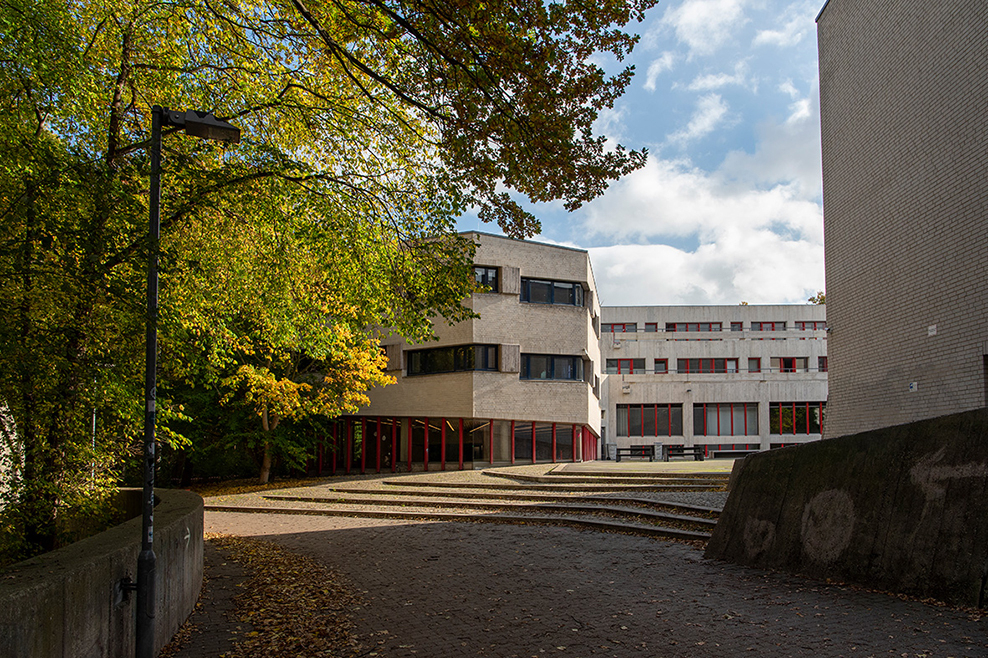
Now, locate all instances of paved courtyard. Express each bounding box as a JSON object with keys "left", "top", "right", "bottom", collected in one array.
[{"left": 204, "top": 511, "right": 986, "bottom": 658}]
